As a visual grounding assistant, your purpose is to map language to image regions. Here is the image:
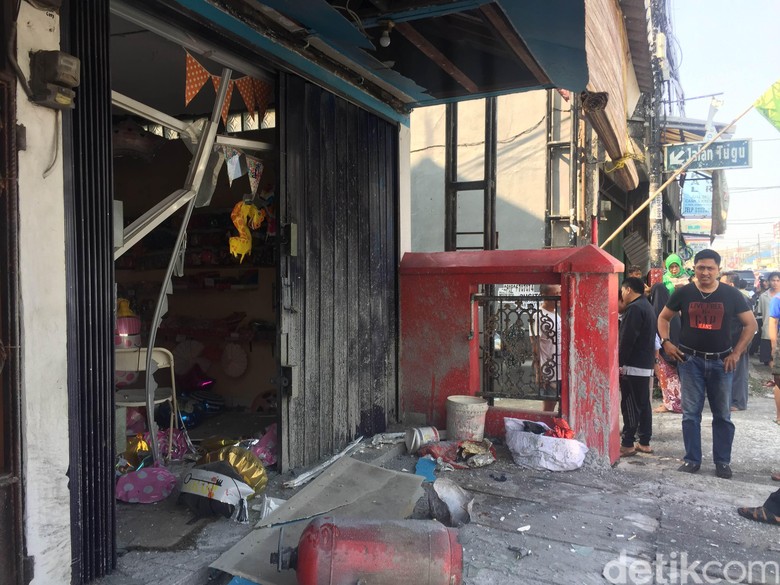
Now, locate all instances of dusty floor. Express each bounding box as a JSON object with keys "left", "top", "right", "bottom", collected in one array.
[{"left": 97, "top": 356, "right": 780, "bottom": 585}]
